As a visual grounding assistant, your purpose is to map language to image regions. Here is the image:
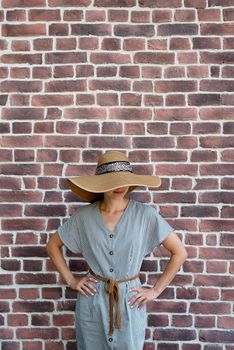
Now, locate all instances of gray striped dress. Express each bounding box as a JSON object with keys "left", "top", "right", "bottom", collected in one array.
[{"left": 57, "top": 198, "right": 174, "bottom": 350}]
